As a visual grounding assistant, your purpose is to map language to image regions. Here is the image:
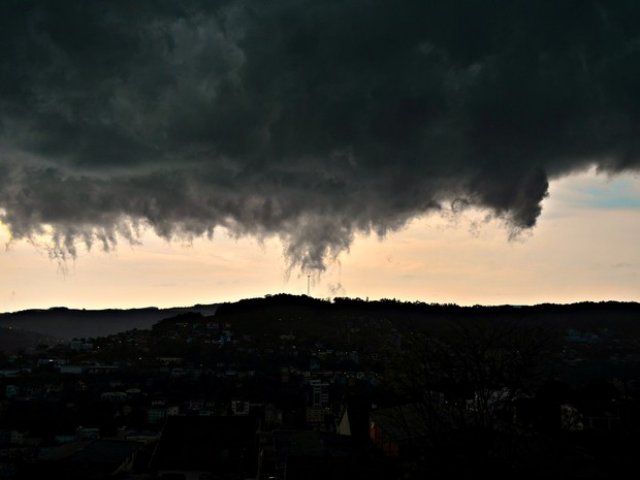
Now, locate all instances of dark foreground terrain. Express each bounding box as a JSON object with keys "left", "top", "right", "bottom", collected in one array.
[{"left": 1, "top": 295, "right": 640, "bottom": 479}]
